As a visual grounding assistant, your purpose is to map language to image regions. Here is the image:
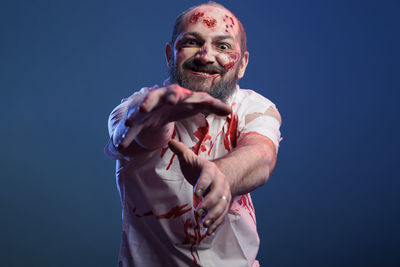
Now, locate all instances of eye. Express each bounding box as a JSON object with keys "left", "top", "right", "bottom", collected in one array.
[
  {"left": 218, "top": 43, "right": 230, "bottom": 50},
  {"left": 184, "top": 39, "right": 199, "bottom": 46}
]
